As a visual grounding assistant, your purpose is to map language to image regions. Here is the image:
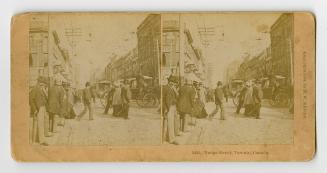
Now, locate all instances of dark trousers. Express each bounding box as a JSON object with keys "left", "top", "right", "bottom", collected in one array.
[
  {"left": 252, "top": 103, "right": 261, "bottom": 118},
  {"left": 121, "top": 103, "right": 129, "bottom": 118},
  {"left": 113, "top": 104, "right": 122, "bottom": 117},
  {"left": 78, "top": 103, "right": 93, "bottom": 120},
  {"left": 244, "top": 104, "right": 253, "bottom": 116},
  {"left": 236, "top": 100, "right": 244, "bottom": 113},
  {"left": 104, "top": 100, "right": 112, "bottom": 114},
  {"left": 48, "top": 112, "right": 55, "bottom": 132},
  {"left": 179, "top": 112, "right": 187, "bottom": 132}
]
